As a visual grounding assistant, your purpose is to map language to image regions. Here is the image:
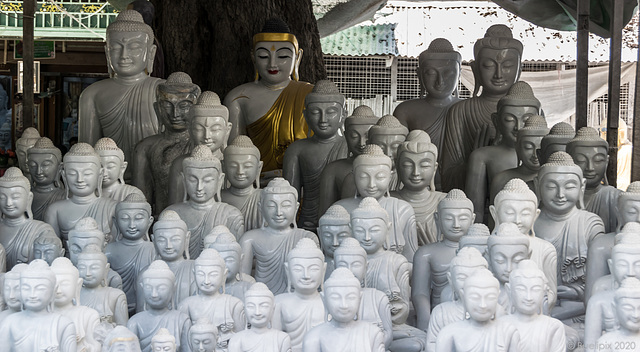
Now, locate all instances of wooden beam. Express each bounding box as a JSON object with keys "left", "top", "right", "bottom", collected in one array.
[
  {"left": 575, "top": 0, "right": 589, "bottom": 129},
  {"left": 23, "top": 0, "right": 35, "bottom": 129},
  {"left": 606, "top": 0, "right": 624, "bottom": 188}
]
